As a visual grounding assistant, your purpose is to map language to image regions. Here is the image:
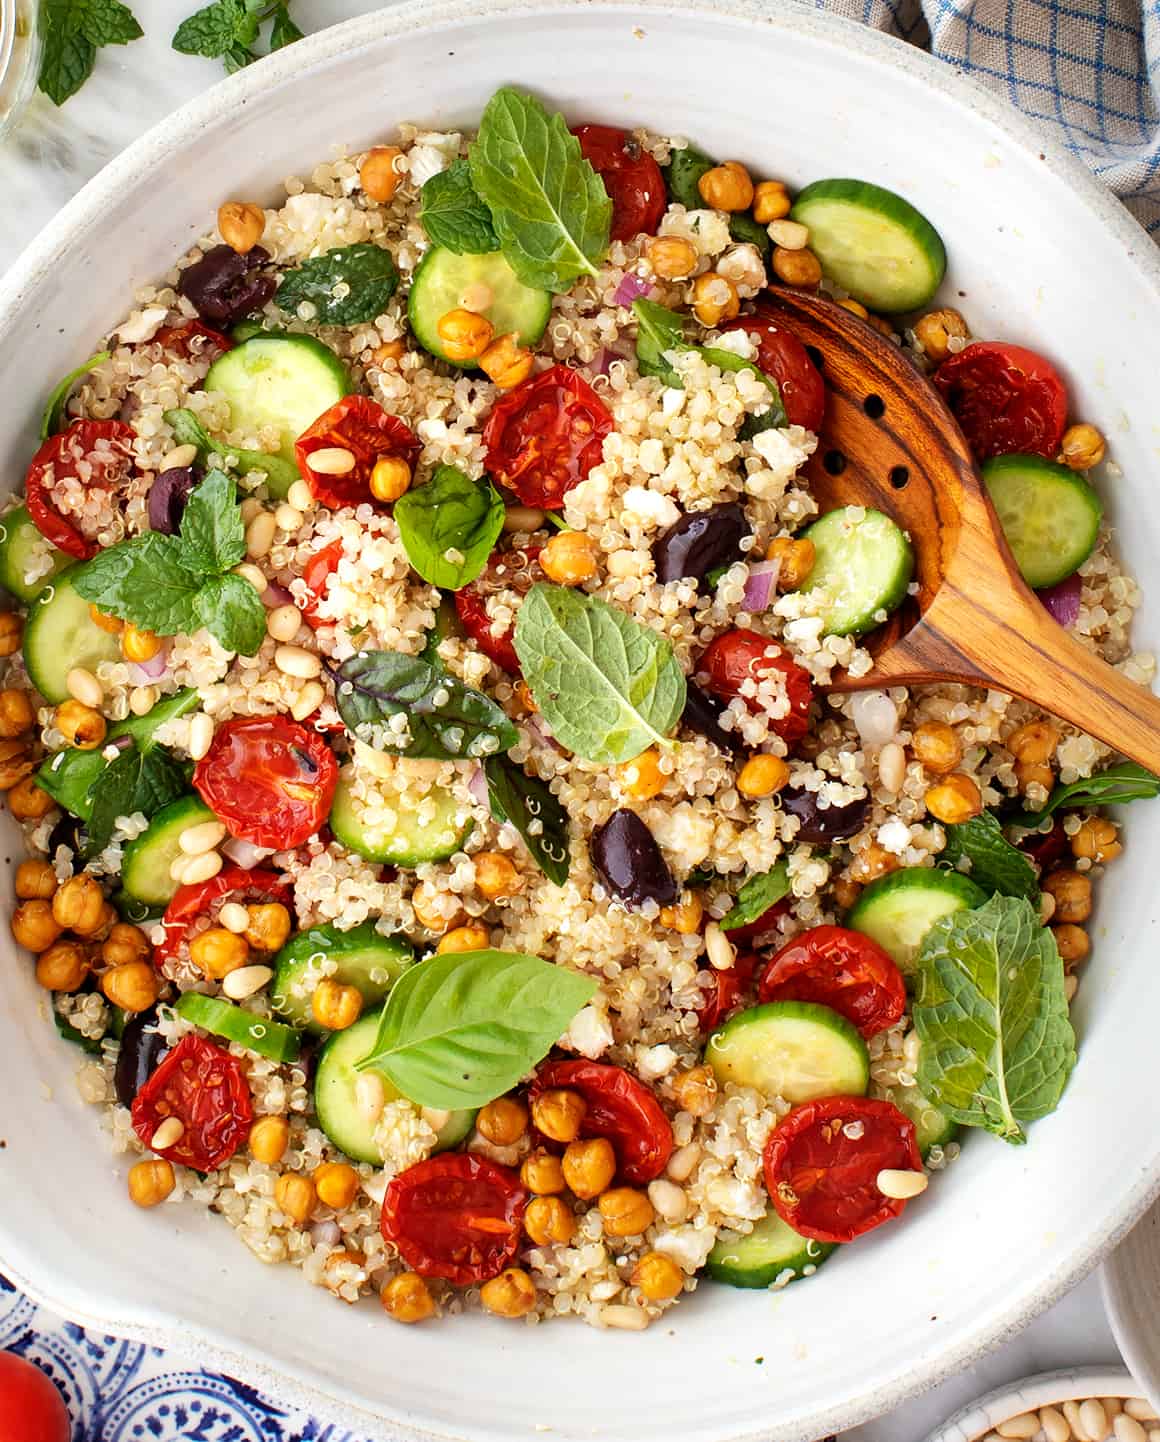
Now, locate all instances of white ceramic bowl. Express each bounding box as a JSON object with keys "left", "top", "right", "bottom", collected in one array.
[
  {"left": 2, "top": 3, "right": 1160, "bottom": 1439},
  {"left": 1103, "top": 1202, "right": 1160, "bottom": 1415},
  {"left": 924, "top": 1368, "right": 1140, "bottom": 1442}
]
